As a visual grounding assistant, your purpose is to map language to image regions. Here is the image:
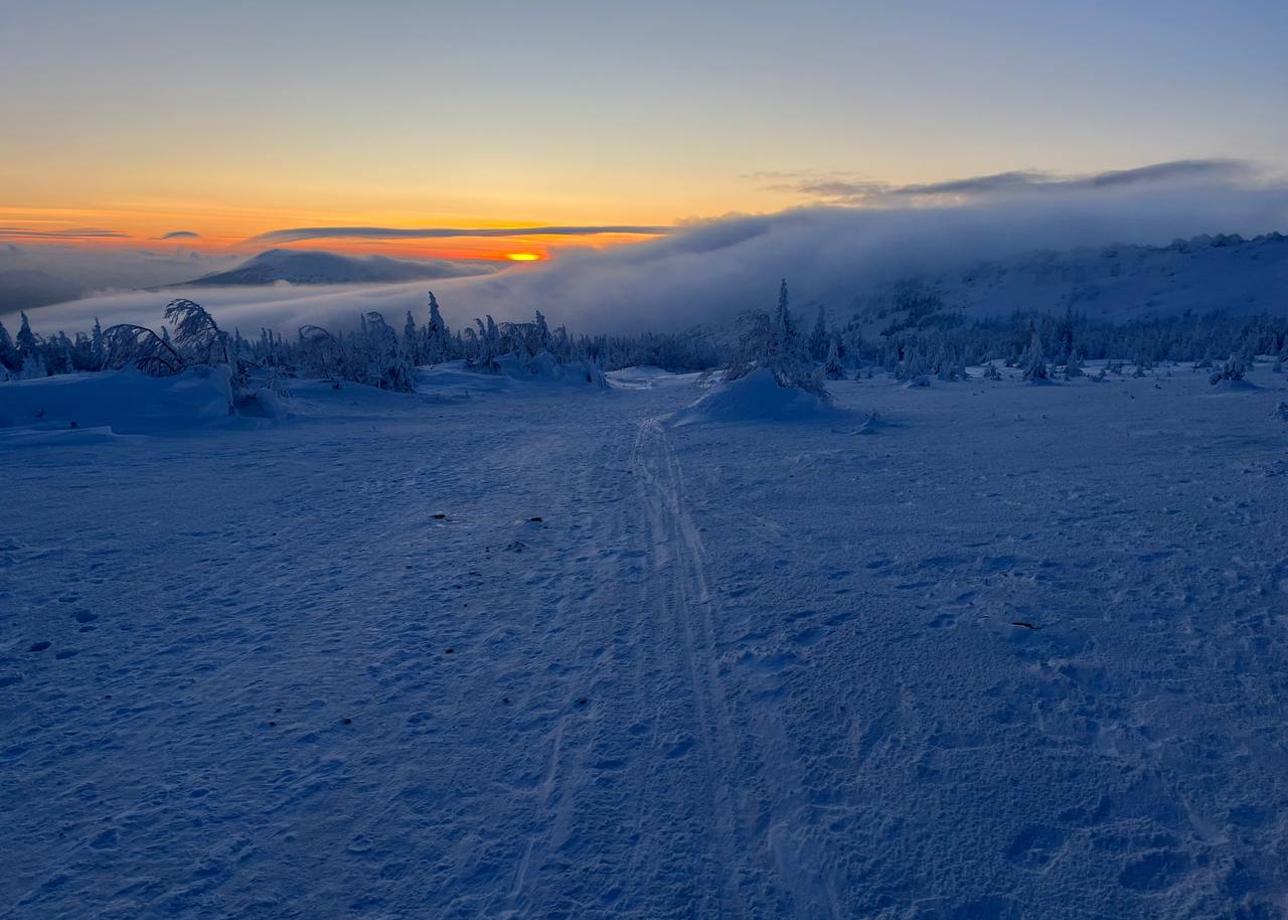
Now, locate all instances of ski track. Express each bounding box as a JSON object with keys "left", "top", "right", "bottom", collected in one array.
[{"left": 3, "top": 366, "right": 1288, "bottom": 918}]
